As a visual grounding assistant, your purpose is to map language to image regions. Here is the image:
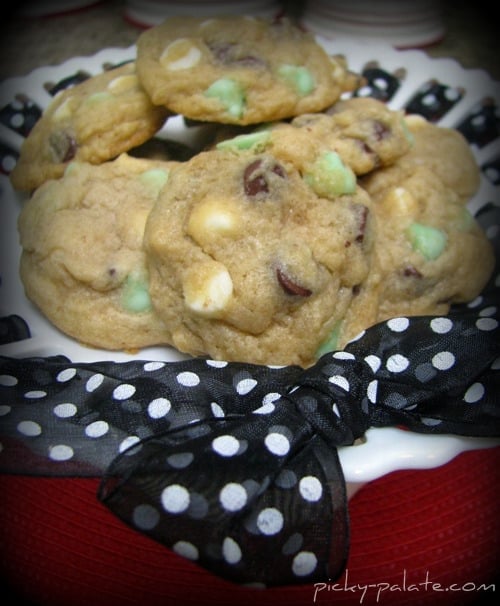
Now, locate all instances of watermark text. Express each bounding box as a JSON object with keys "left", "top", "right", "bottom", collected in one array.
[{"left": 313, "top": 570, "right": 495, "bottom": 603}]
